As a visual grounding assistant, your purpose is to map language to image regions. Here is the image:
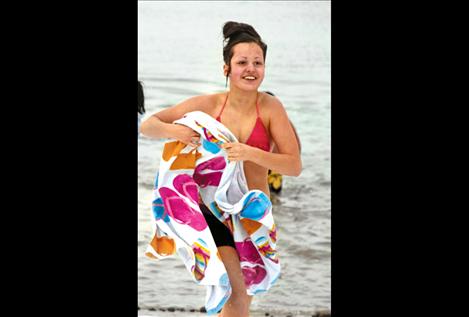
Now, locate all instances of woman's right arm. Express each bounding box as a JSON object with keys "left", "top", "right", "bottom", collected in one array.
[{"left": 140, "top": 95, "right": 206, "bottom": 147}]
